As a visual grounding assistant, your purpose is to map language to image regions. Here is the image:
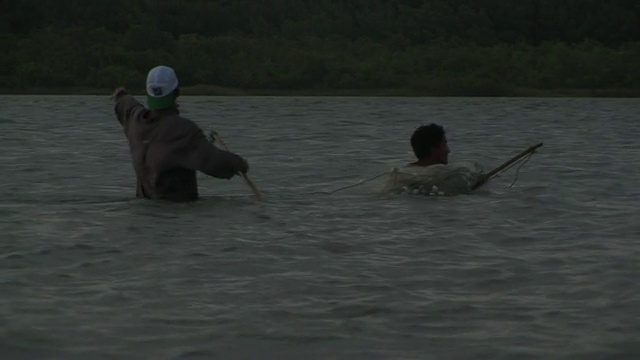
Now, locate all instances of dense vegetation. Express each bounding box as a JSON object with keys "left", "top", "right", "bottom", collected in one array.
[{"left": 2, "top": 0, "right": 640, "bottom": 96}]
